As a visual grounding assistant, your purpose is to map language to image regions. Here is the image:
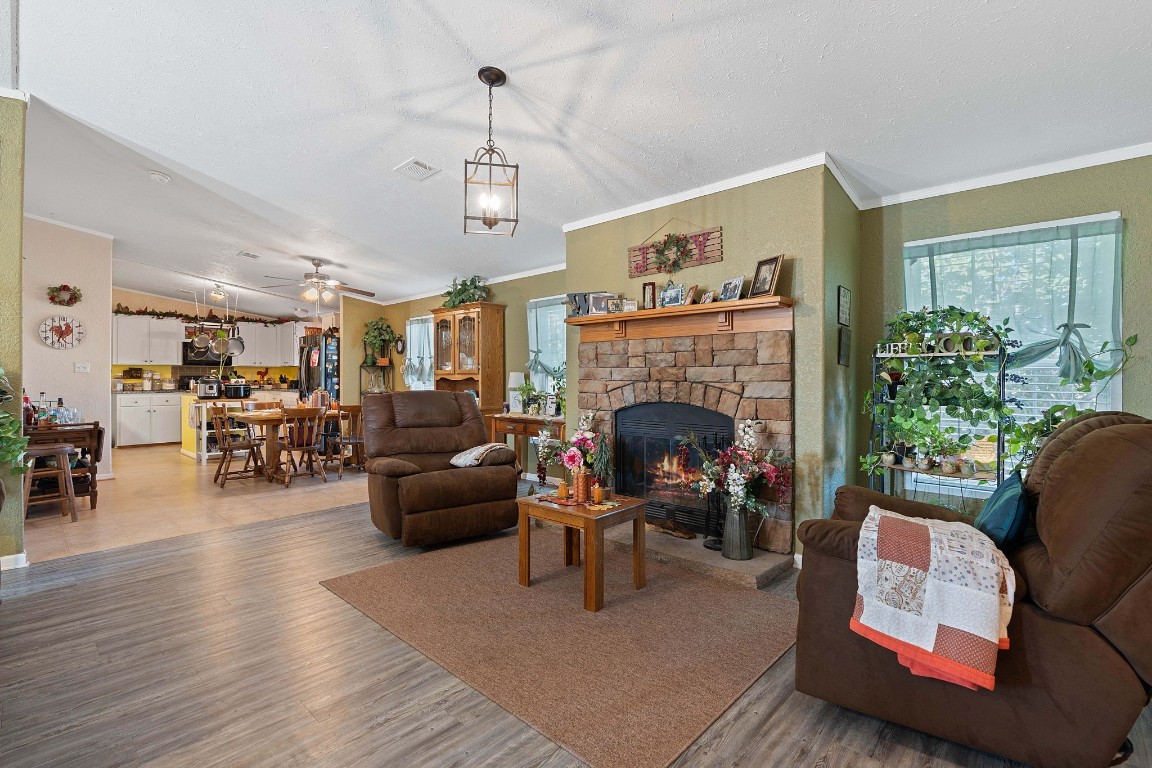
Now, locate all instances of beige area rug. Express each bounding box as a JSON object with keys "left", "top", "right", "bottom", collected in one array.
[{"left": 322, "top": 530, "right": 798, "bottom": 768}]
